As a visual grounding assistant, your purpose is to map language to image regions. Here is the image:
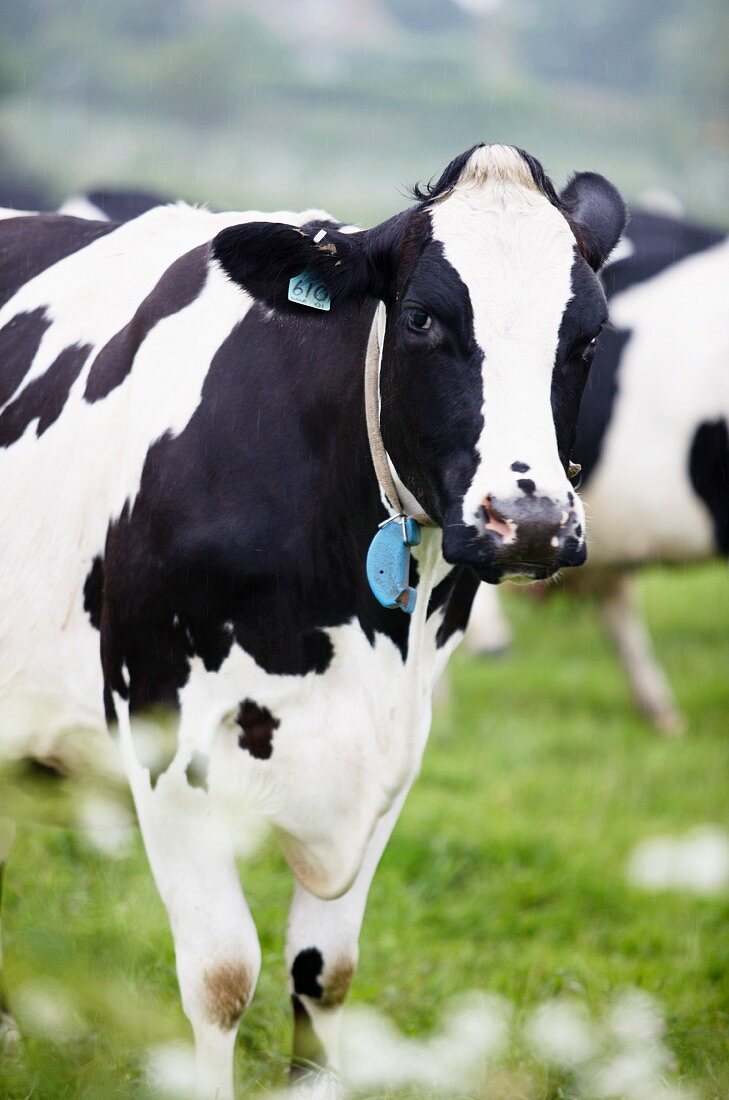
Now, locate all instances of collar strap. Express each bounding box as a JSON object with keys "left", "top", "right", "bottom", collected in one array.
[{"left": 364, "top": 304, "right": 435, "bottom": 527}]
